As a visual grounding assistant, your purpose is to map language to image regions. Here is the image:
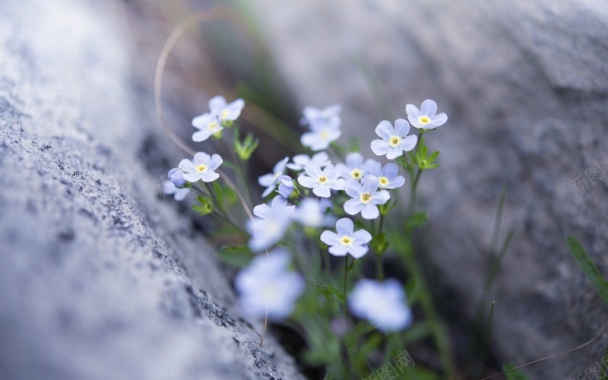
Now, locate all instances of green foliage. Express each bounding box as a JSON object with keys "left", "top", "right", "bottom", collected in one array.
[
  {"left": 502, "top": 363, "right": 529, "bottom": 380},
  {"left": 567, "top": 236, "right": 608, "bottom": 305},
  {"left": 191, "top": 196, "right": 213, "bottom": 216}
]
